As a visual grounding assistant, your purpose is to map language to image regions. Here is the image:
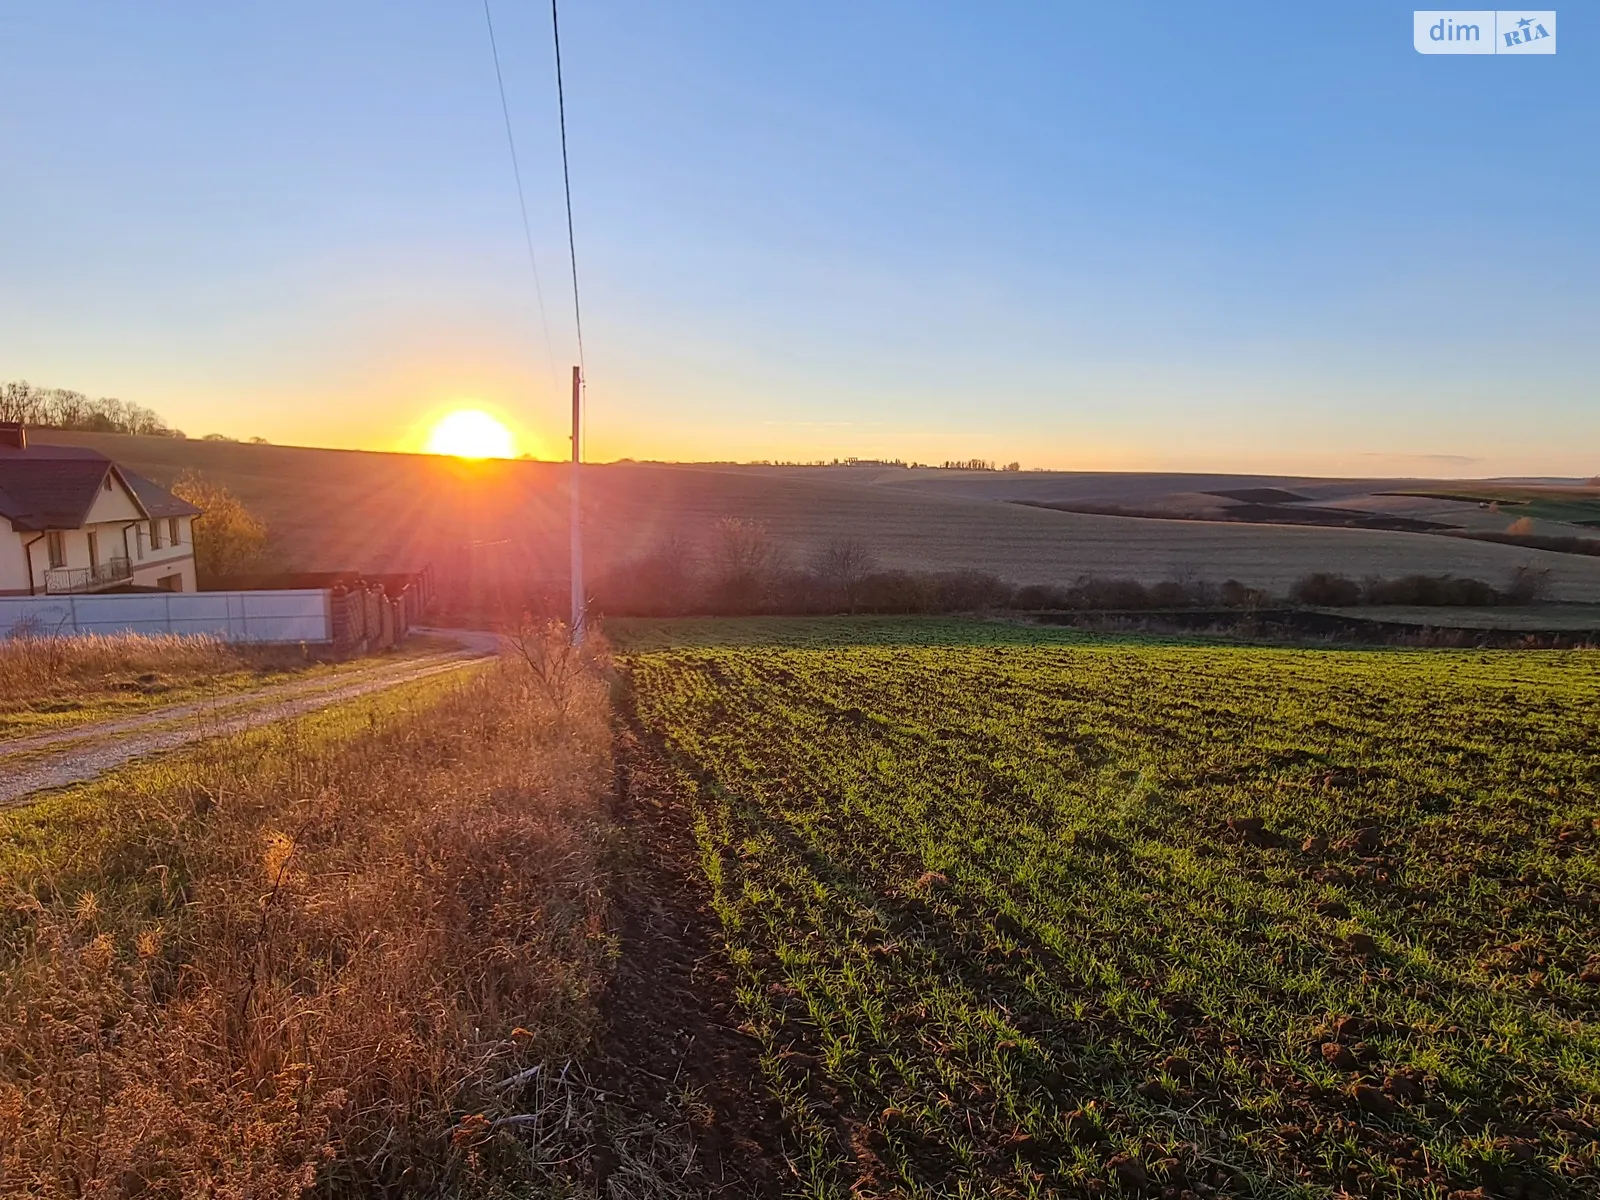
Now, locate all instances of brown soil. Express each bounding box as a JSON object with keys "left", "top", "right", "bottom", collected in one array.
[{"left": 587, "top": 724, "right": 788, "bottom": 1197}]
